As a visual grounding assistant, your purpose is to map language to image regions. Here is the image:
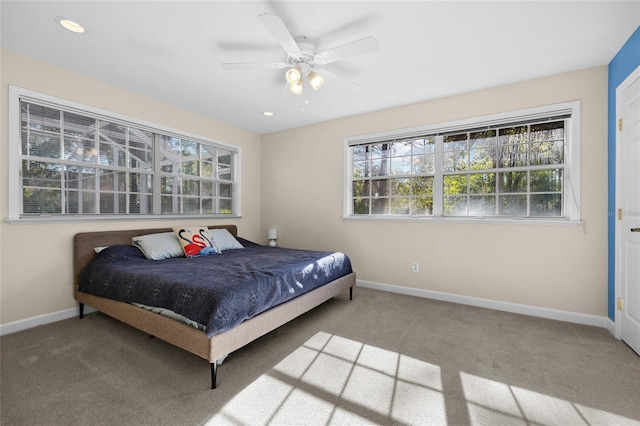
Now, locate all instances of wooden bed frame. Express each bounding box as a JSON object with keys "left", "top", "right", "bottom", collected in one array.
[{"left": 73, "top": 224, "right": 355, "bottom": 389}]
